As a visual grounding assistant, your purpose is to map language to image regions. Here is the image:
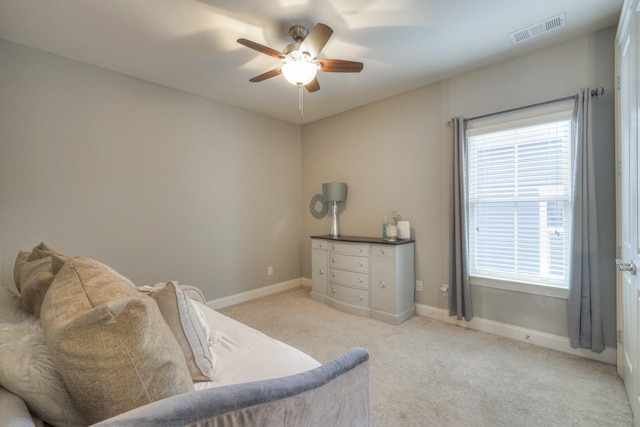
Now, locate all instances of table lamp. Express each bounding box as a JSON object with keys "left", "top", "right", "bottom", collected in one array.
[{"left": 322, "top": 182, "right": 347, "bottom": 237}]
